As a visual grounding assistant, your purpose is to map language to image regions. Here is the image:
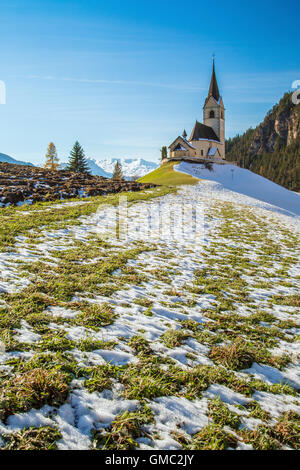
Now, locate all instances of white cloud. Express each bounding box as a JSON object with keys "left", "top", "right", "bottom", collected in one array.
[{"left": 26, "top": 75, "right": 205, "bottom": 92}]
